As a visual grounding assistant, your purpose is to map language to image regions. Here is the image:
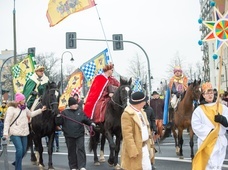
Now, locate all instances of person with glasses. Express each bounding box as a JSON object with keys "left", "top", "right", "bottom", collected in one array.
[
  {"left": 191, "top": 82, "right": 228, "bottom": 170},
  {"left": 22, "top": 65, "right": 49, "bottom": 110}
]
